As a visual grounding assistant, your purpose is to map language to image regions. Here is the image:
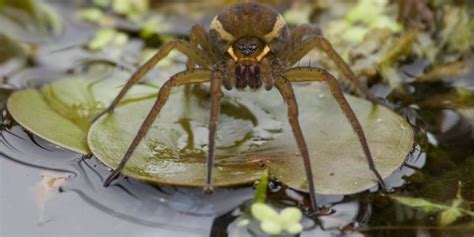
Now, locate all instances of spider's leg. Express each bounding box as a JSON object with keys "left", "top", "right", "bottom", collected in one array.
[
  {"left": 285, "top": 24, "right": 320, "bottom": 53},
  {"left": 204, "top": 71, "right": 223, "bottom": 193},
  {"left": 285, "top": 67, "right": 386, "bottom": 189},
  {"left": 187, "top": 24, "right": 218, "bottom": 69},
  {"left": 103, "top": 69, "right": 212, "bottom": 187},
  {"left": 274, "top": 77, "right": 318, "bottom": 211},
  {"left": 284, "top": 25, "right": 310, "bottom": 53},
  {"left": 185, "top": 25, "right": 207, "bottom": 103},
  {"left": 93, "top": 39, "right": 212, "bottom": 122},
  {"left": 282, "top": 35, "right": 376, "bottom": 102}
]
